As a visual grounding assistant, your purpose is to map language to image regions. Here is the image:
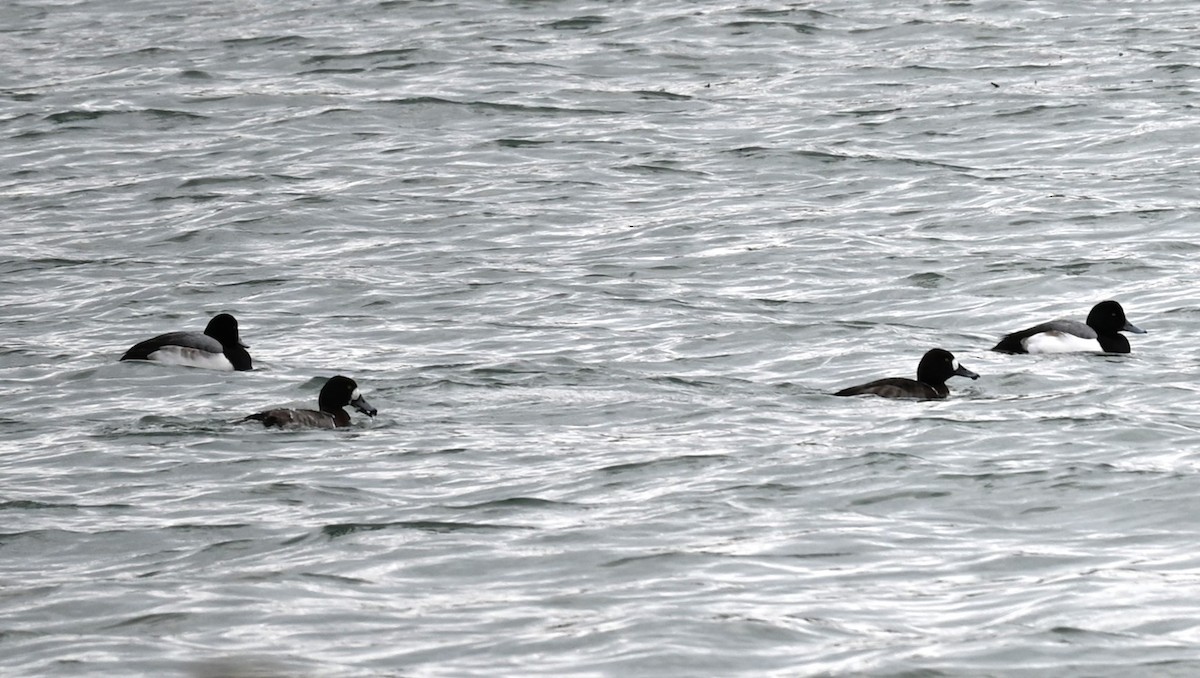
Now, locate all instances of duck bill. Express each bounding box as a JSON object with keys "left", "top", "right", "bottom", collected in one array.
[
  {"left": 1123, "top": 321, "right": 1146, "bottom": 334},
  {"left": 955, "top": 364, "right": 980, "bottom": 380},
  {"left": 351, "top": 394, "right": 377, "bottom": 417}
]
